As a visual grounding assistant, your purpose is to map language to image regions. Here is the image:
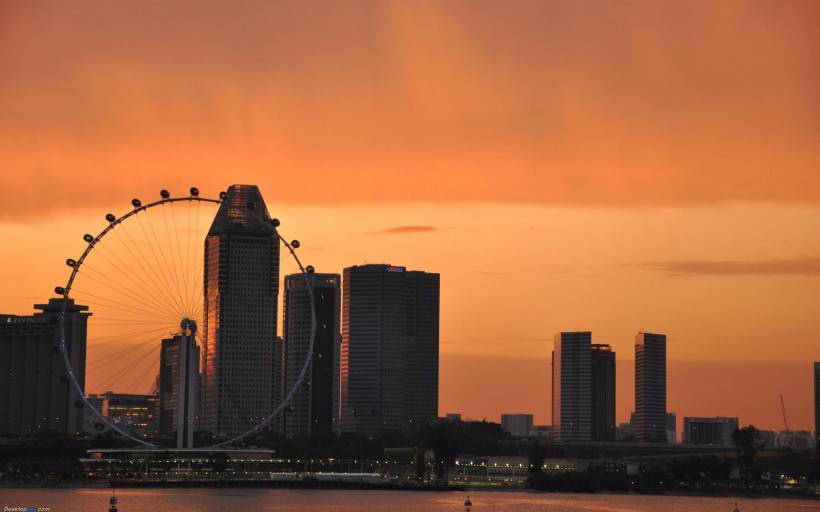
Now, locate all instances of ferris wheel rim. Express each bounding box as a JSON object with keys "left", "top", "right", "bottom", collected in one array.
[{"left": 56, "top": 190, "right": 317, "bottom": 450}]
